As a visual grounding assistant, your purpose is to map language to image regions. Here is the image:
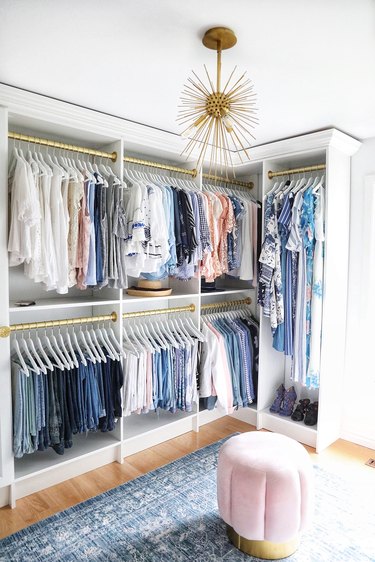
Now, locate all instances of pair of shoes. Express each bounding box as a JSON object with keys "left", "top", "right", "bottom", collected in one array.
[
  {"left": 279, "top": 386, "right": 297, "bottom": 416},
  {"left": 269, "top": 385, "right": 297, "bottom": 416},
  {"left": 269, "top": 383, "right": 285, "bottom": 413},
  {"left": 291, "top": 399, "right": 310, "bottom": 422},
  {"left": 304, "top": 401, "right": 318, "bottom": 426}
]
